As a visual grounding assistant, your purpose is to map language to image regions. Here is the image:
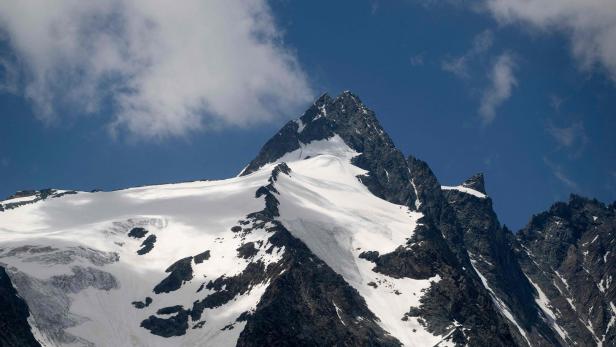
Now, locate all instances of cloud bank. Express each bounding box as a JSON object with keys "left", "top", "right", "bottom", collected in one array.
[
  {"left": 0, "top": 1, "right": 312, "bottom": 138},
  {"left": 483, "top": 0, "right": 616, "bottom": 82}
]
